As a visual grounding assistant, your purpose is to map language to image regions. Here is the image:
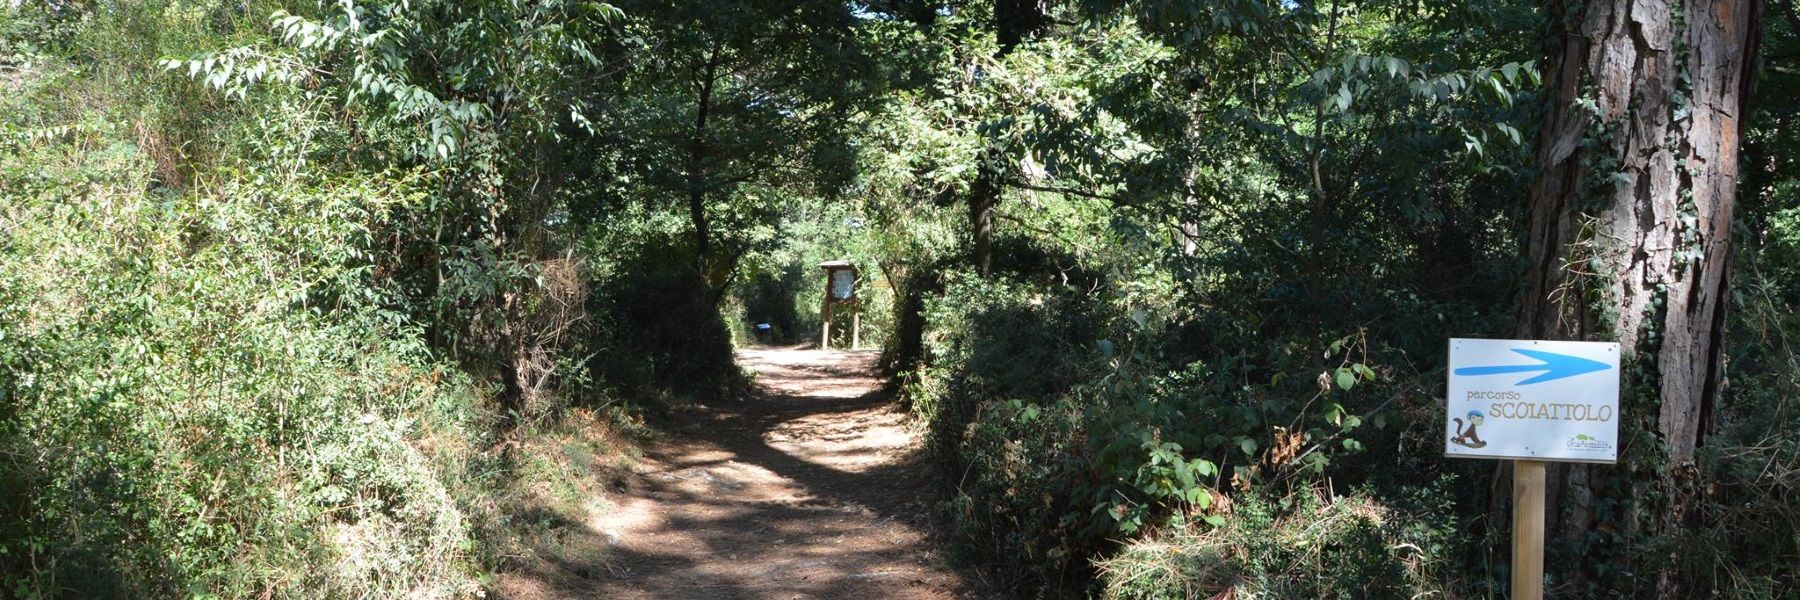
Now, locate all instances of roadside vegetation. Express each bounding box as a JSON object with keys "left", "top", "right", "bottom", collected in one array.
[{"left": 2, "top": 1, "right": 1796, "bottom": 598}]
